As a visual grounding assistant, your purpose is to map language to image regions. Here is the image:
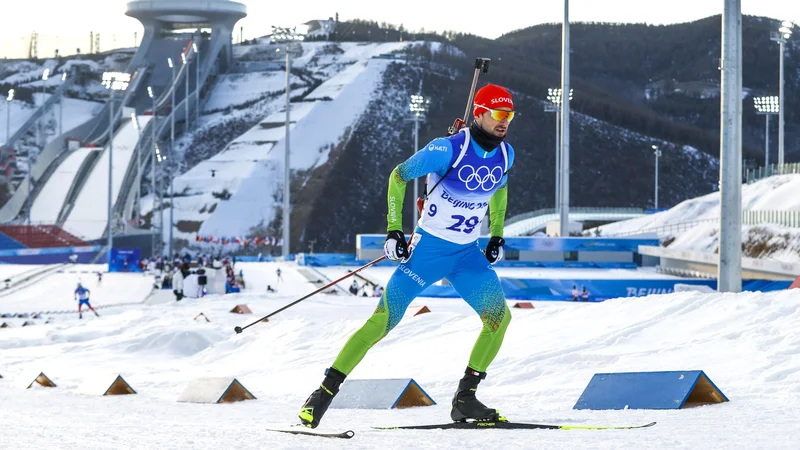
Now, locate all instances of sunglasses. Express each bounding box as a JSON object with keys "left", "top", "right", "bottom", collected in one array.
[{"left": 475, "top": 104, "right": 515, "bottom": 122}]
